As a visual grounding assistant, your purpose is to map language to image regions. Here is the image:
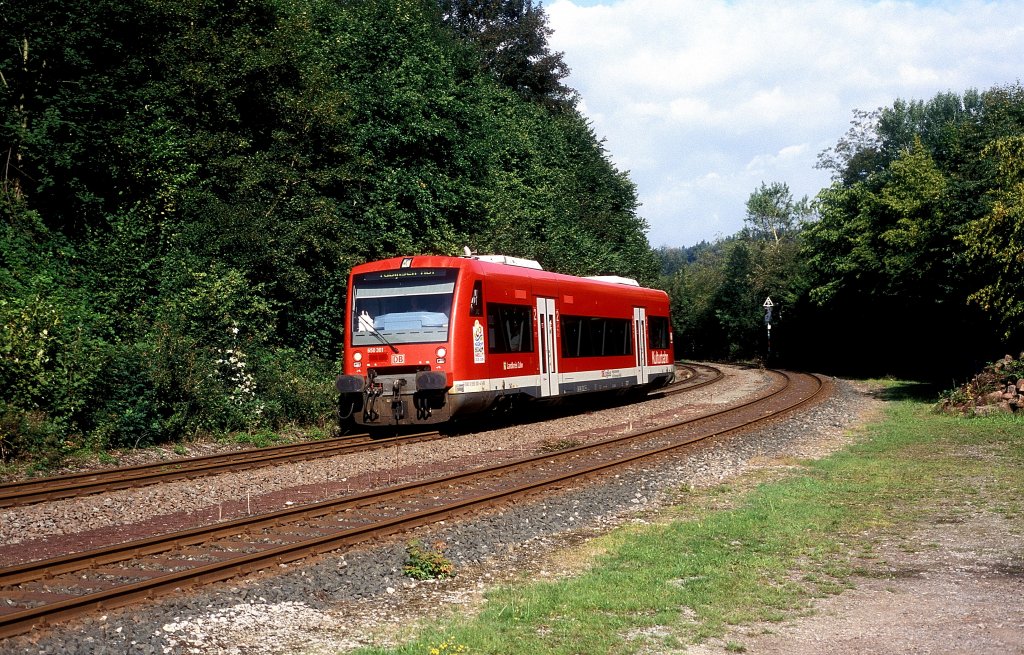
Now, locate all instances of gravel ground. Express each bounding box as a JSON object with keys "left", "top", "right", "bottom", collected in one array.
[
  {"left": 0, "top": 366, "right": 891, "bottom": 654},
  {"left": 0, "top": 366, "right": 767, "bottom": 556}
]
